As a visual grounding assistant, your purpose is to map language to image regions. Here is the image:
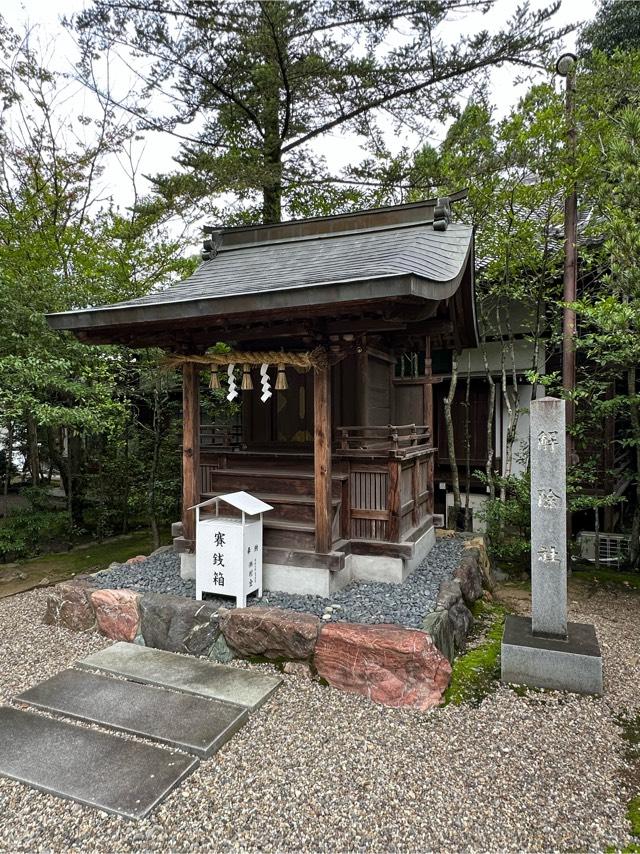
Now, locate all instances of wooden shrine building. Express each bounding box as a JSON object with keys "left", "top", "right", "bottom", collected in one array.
[{"left": 47, "top": 198, "right": 477, "bottom": 595}]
